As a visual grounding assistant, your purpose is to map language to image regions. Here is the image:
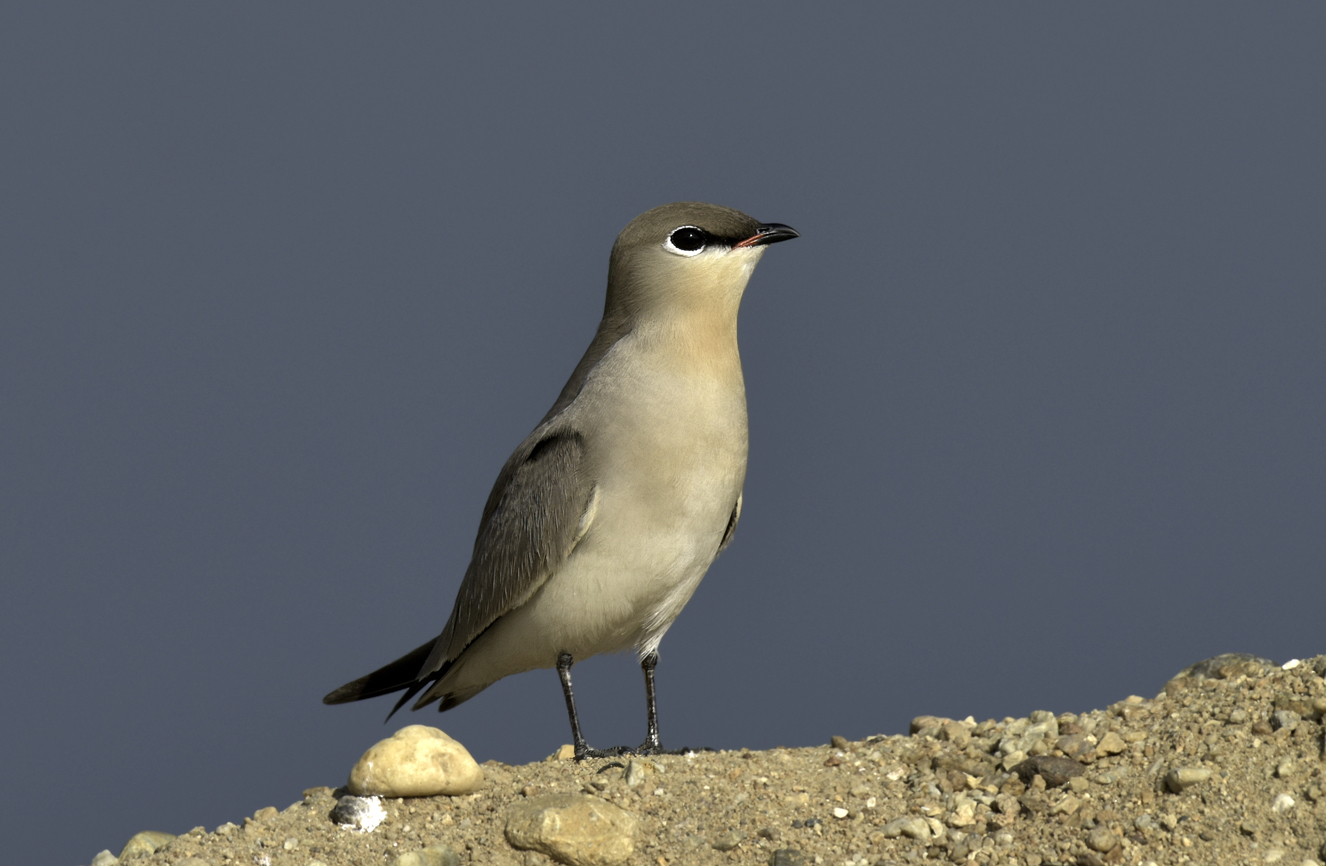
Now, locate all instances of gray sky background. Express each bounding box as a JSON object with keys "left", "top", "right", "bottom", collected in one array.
[{"left": 3, "top": 5, "right": 1324, "bottom": 864}]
